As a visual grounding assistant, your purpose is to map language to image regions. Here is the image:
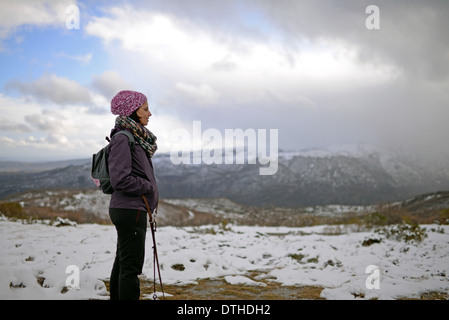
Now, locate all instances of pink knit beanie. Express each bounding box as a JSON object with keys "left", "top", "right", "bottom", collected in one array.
[{"left": 111, "top": 90, "right": 147, "bottom": 116}]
